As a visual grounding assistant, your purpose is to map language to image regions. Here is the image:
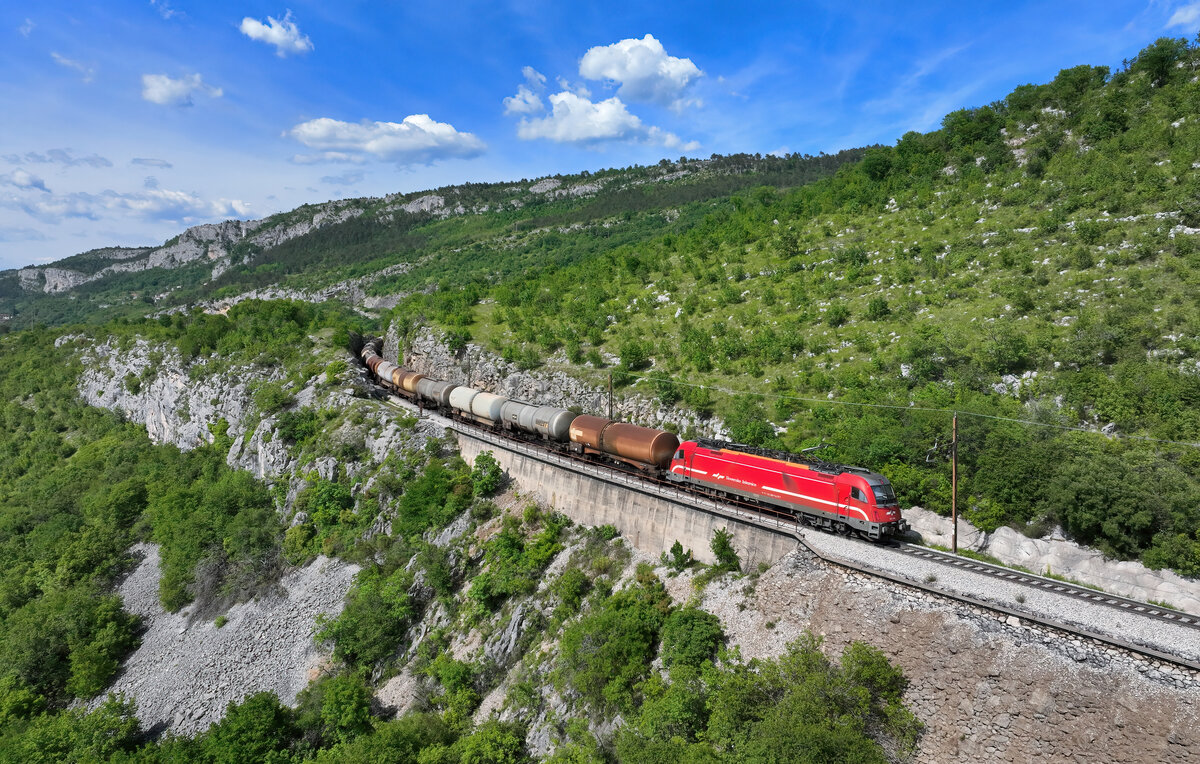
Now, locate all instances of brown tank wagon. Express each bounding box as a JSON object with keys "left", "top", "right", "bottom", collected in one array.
[
  {"left": 401, "top": 372, "right": 426, "bottom": 394},
  {"left": 568, "top": 414, "right": 679, "bottom": 469}
]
